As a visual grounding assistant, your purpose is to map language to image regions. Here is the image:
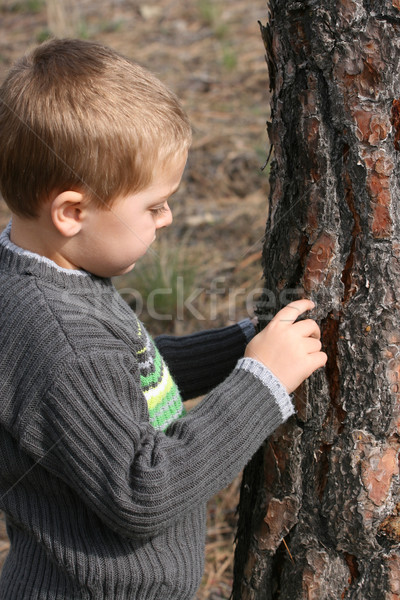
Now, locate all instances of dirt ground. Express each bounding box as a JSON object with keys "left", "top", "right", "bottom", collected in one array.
[{"left": 0, "top": 1, "right": 272, "bottom": 597}]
